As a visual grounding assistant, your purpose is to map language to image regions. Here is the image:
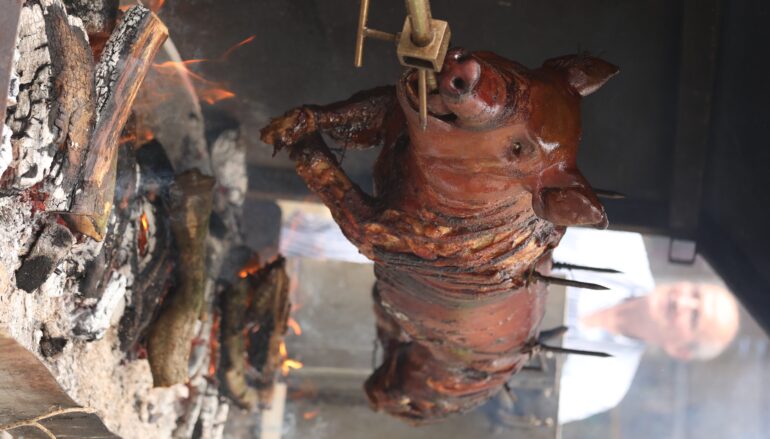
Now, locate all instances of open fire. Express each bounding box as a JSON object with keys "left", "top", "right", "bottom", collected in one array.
[{"left": 0, "top": 2, "right": 287, "bottom": 438}]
